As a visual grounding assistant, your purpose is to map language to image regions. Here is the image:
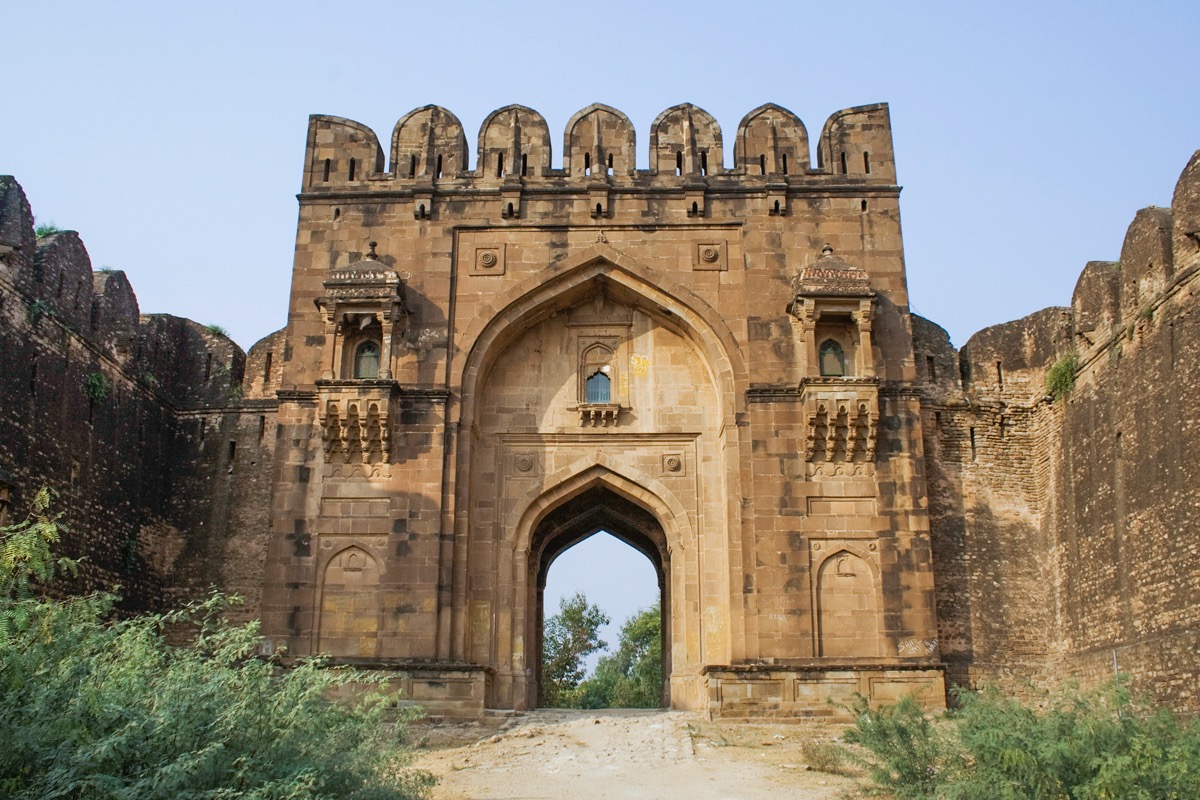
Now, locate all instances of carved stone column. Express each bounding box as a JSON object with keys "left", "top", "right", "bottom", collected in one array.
[{"left": 855, "top": 299, "right": 875, "bottom": 378}]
